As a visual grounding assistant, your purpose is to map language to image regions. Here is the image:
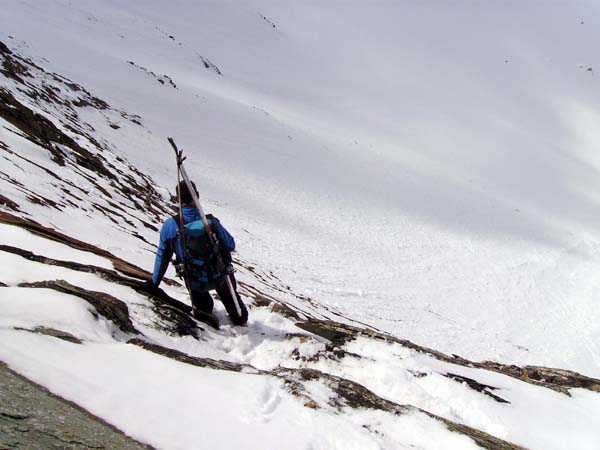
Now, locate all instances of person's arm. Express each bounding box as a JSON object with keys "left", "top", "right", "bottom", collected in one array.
[
  {"left": 151, "top": 219, "right": 175, "bottom": 286},
  {"left": 212, "top": 217, "right": 235, "bottom": 251}
]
